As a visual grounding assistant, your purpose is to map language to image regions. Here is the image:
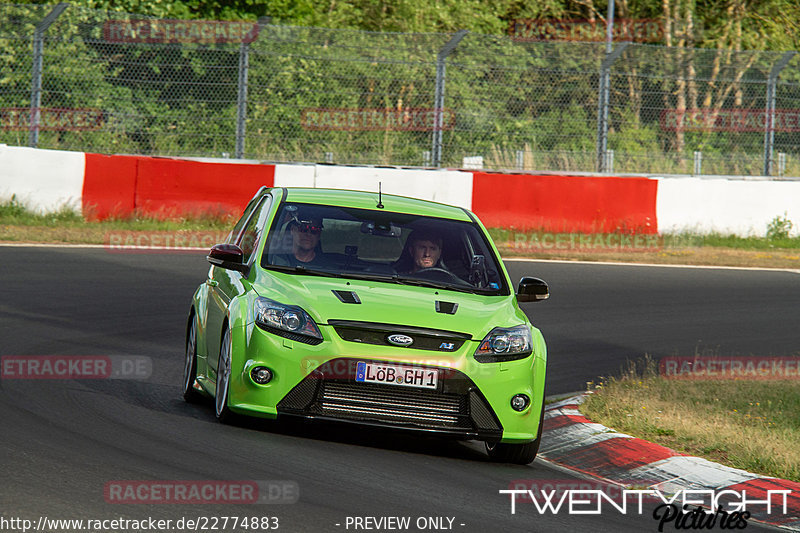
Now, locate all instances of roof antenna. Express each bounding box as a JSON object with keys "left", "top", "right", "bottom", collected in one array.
[{"left": 376, "top": 181, "right": 384, "bottom": 209}]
